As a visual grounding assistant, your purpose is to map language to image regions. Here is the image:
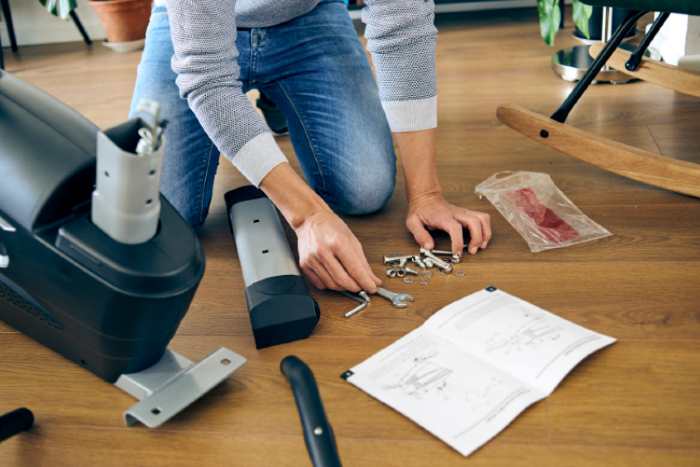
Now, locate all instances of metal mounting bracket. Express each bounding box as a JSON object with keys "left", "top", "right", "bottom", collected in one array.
[{"left": 115, "top": 347, "right": 246, "bottom": 428}]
